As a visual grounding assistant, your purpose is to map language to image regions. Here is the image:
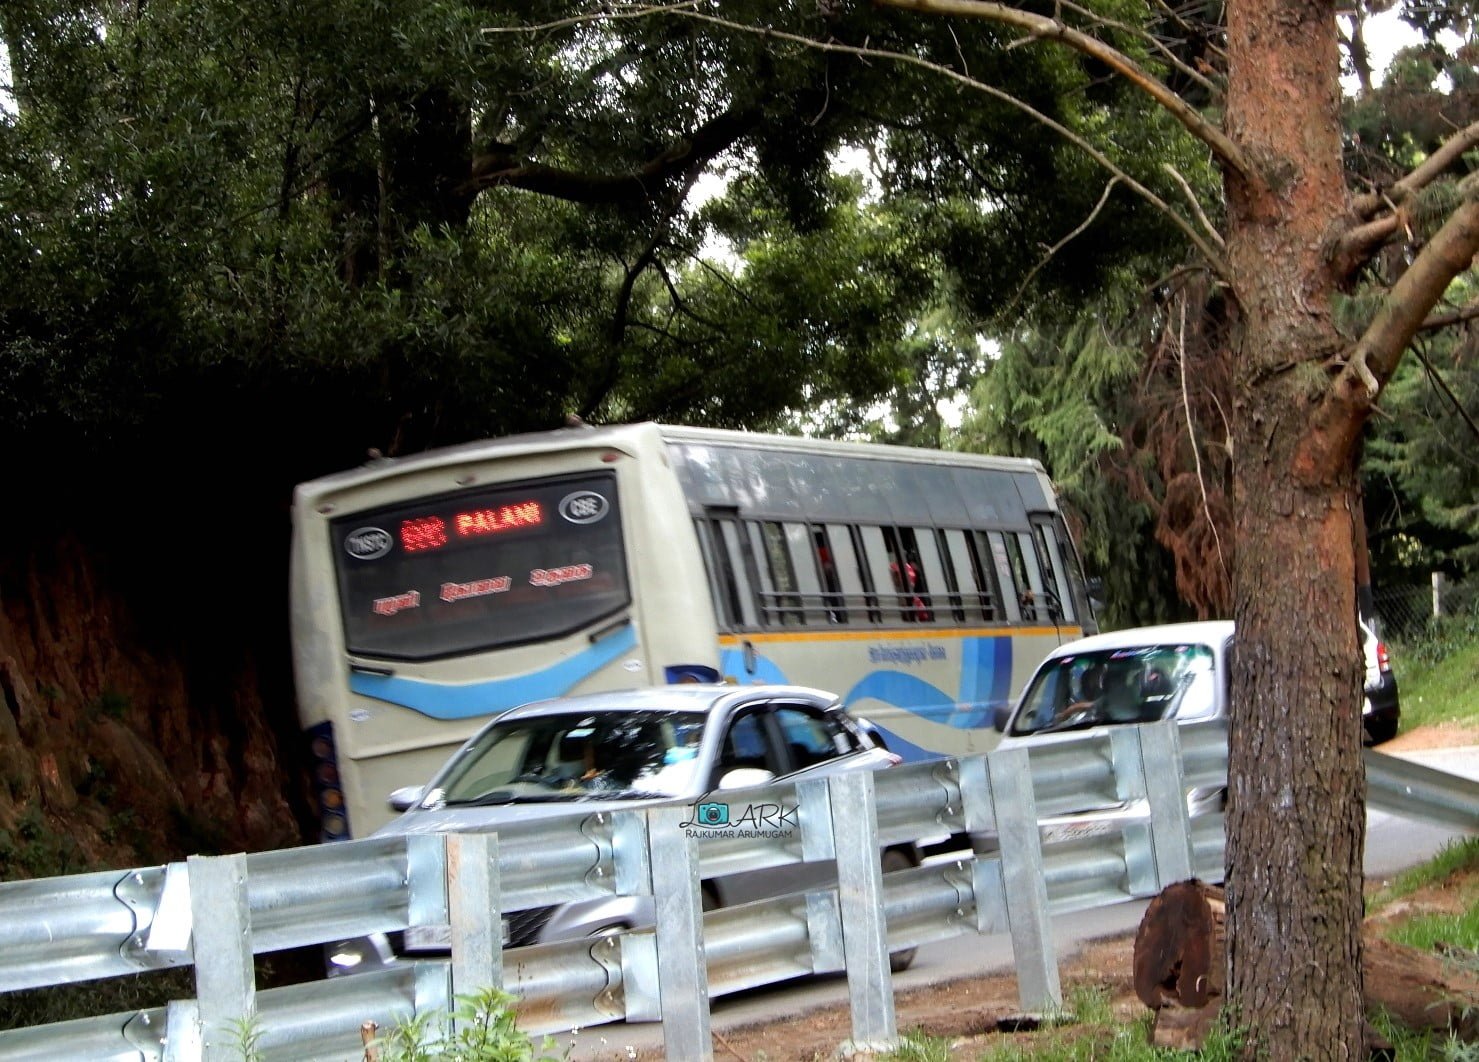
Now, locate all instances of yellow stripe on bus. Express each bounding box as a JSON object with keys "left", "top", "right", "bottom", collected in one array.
[{"left": 717, "top": 627, "right": 1081, "bottom": 645}]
